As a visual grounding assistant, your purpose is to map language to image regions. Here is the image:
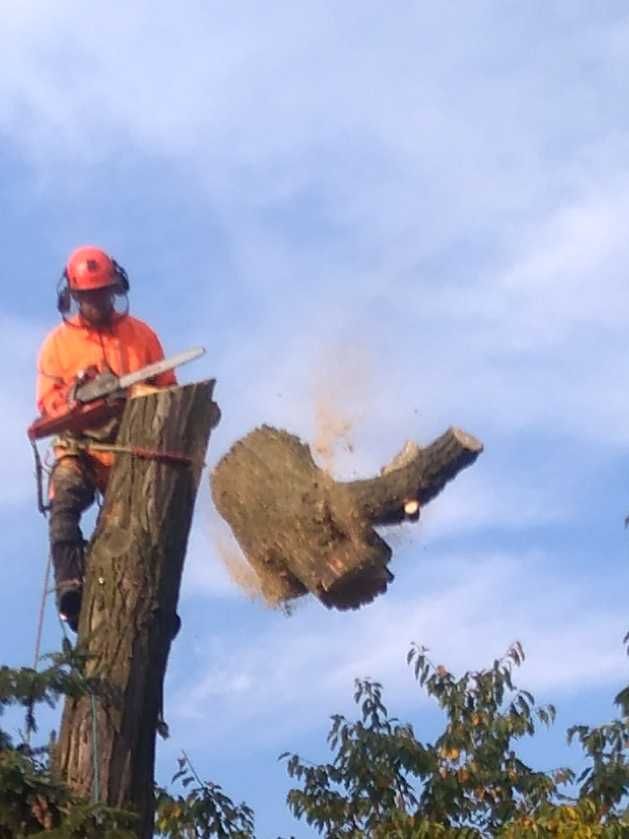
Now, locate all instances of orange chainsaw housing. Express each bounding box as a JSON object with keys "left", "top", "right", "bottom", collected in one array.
[{"left": 27, "top": 397, "right": 126, "bottom": 442}]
